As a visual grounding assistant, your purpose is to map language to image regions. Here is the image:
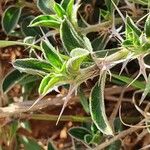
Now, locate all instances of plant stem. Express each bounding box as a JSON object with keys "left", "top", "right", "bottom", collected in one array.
[
  {"left": 21, "top": 114, "right": 91, "bottom": 123},
  {"left": 21, "top": 114, "right": 141, "bottom": 124},
  {"left": 80, "top": 18, "right": 123, "bottom": 34}
]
